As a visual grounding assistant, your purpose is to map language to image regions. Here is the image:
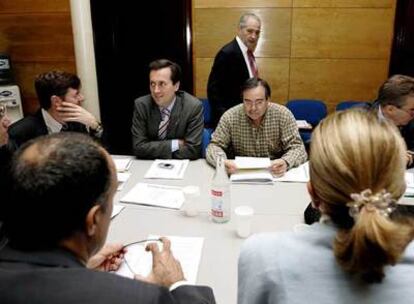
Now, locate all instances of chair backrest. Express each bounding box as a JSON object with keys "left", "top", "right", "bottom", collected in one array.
[
  {"left": 200, "top": 98, "right": 212, "bottom": 125},
  {"left": 285, "top": 99, "right": 327, "bottom": 126},
  {"left": 336, "top": 101, "right": 370, "bottom": 111},
  {"left": 202, "top": 128, "right": 213, "bottom": 158}
]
